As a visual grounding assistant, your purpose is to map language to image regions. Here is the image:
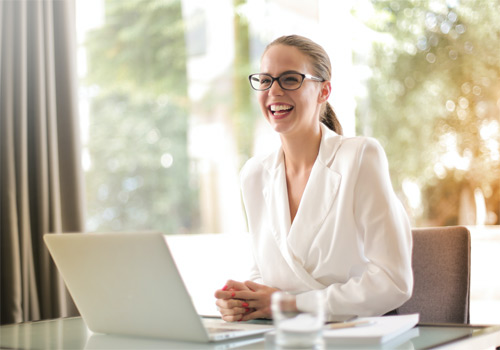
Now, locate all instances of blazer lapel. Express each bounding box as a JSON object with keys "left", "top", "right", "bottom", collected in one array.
[
  {"left": 262, "top": 150, "right": 323, "bottom": 289},
  {"left": 287, "top": 125, "right": 343, "bottom": 266},
  {"left": 262, "top": 126, "right": 343, "bottom": 289},
  {"left": 264, "top": 164, "right": 326, "bottom": 289},
  {"left": 262, "top": 148, "right": 291, "bottom": 253}
]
